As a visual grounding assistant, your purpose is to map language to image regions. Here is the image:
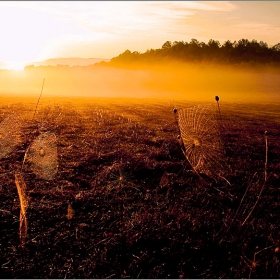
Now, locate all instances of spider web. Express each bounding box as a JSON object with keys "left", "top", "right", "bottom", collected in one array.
[
  {"left": 25, "top": 132, "right": 58, "bottom": 180},
  {"left": 38, "top": 103, "right": 63, "bottom": 127},
  {"left": 0, "top": 113, "right": 22, "bottom": 160},
  {"left": 175, "top": 104, "right": 226, "bottom": 178}
]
